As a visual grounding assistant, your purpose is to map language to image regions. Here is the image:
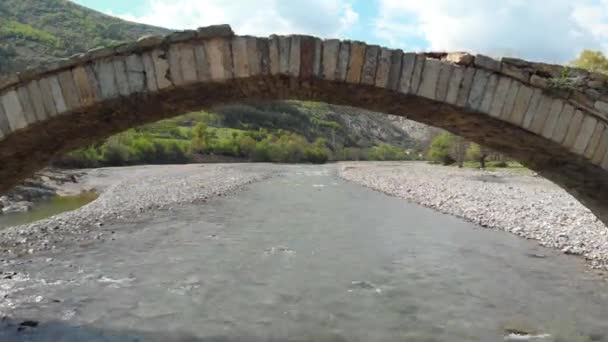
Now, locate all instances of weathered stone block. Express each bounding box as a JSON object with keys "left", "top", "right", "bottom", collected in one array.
[
  {"left": 232, "top": 37, "right": 250, "bottom": 78},
  {"left": 445, "top": 66, "right": 464, "bottom": 105},
  {"left": 572, "top": 115, "right": 598, "bottom": 154},
  {"left": 416, "top": 58, "right": 441, "bottom": 100},
  {"left": 435, "top": 62, "right": 453, "bottom": 102},
  {"left": 136, "top": 35, "right": 164, "bottom": 48},
  {"left": 602, "top": 149, "right": 608, "bottom": 171},
  {"left": 387, "top": 50, "right": 403, "bottom": 91},
  {"left": 398, "top": 53, "right": 417, "bottom": 94},
  {"left": 112, "top": 59, "right": 131, "bottom": 96},
  {"left": 522, "top": 89, "right": 542, "bottom": 128},
  {"left": 455, "top": 67, "right": 476, "bottom": 107},
  {"left": 196, "top": 24, "right": 234, "bottom": 39},
  {"left": 94, "top": 60, "right": 119, "bottom": 99},
  {"left": 529, "top": 74, "right": 549, "bottom": 88},
  {"left": 321, "top": 39, "right": 339, "bottom": 81},
  {"left": 1, "top": 90, "right": 27, "bottom": 131},
  {"left": 278, "top": 36, "right": 291, "bottom": 75},
  {"left": 167, "top": 30, "right": 196, "bottom": 43},
  {"left": 585, "top": 123, "right": 605, "bottom": 159},
  {"left": 361, "top": 45, "right": 379, "bottom": 85},
  {"left": 0, "top": 100, "right": 10, "bottom": 137},
  {"left": 205, "top": 38, "right": 233, "bottom": 82},
  {"left": 289, "top": 36, "right": 301, "bottom": 78},
  {"left": 257, "top": 38, "right": 270, "bottom": 76},
  {"left": 26, "top": 81, "right": 47, "bottom": 121},
  {"left": 466, "top": 69, "right": 490, "bottom": 110},
  {"left": 57, "top": 70, "right": 81, "bottom": 110},
  {"left": 142, "top": 53, "right": 159, "bottom": 92},
  {"left": 529, "top": 95, "right": 553, "bottom": 134},
  {"left": 37, "top": 77, "right": 58, "bottom": 117},
  {"left": 374, "top": 48, "right": 392, "bottom": 88},
  {"left": 72, "top": 66, "right": 98, "bottom": 106},
  {"left": 268, "top": 36, "right": 281, "bottom": 76},
  {"left": 563, "top": 110, "right": 584, "bottom": 149},
  {"left": 179, "top": 45, "right": 198, "bottom": 84},
  {"left": 445, "top": 52, "right": 474, "bottom": 66},
  {"left": 551, "top": 104, "right": 575, "bottom": 144},
  {"left": 313, "top": 38, "right": 322, "bottom": 78},
  {"left": 193, "top": 43, "right": 211, "bottom": 82},
  {"left": 336, "top": 42, "right": 350, "bottom": 82},
  {"left": 499, "top": 81, "right": 521, "bottom": 120},
  {"left": 501, "top": 63, "right": 530, "bottom": 83},
  {"left": 299, "top": 37, "right": 315, "bottom": 80},
  {"left": 48, "top": 76, "right": 68, "bottom": 114},
  {"left": 247, "top": 37, "right": 262, "bottom": 76},
  {"left": 508, "top": 84, "right": 533, "bottom": 125},
  {"left": 125, "top": 55, "right": 146, "bottom": 93},
  {"left": 474, "top": 54, "right": 501, "bottom": 72},
  {"left": 541, "top": 99, "right": 564, "bottom": 139},
  {"left": 479, "top": 73, "right": 498, "bottom": 113},
  {"left": 346, "top": 42, "right": 366, "bottom": 84},
  {"left": 592, "top": 129, "right": 608, "bottom": 165},
  {"left": 168, "top": 45, "right": 184, "bottom": 85},
  {"left": 16, "top": 86, "right": 37, "bottom": 124},
  {"left": 595, "top": 101, "right": 608, "bottom": 113},
  {"left": 489, "top": 76, "right": 512, "bottom": 117}
]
